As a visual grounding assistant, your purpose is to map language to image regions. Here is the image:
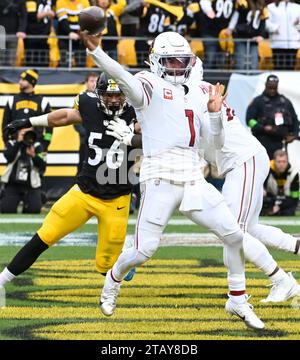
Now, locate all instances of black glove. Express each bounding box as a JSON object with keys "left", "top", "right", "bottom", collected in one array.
[{"left": 3, "top": 118, "right": 32, "bottom": 139}]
